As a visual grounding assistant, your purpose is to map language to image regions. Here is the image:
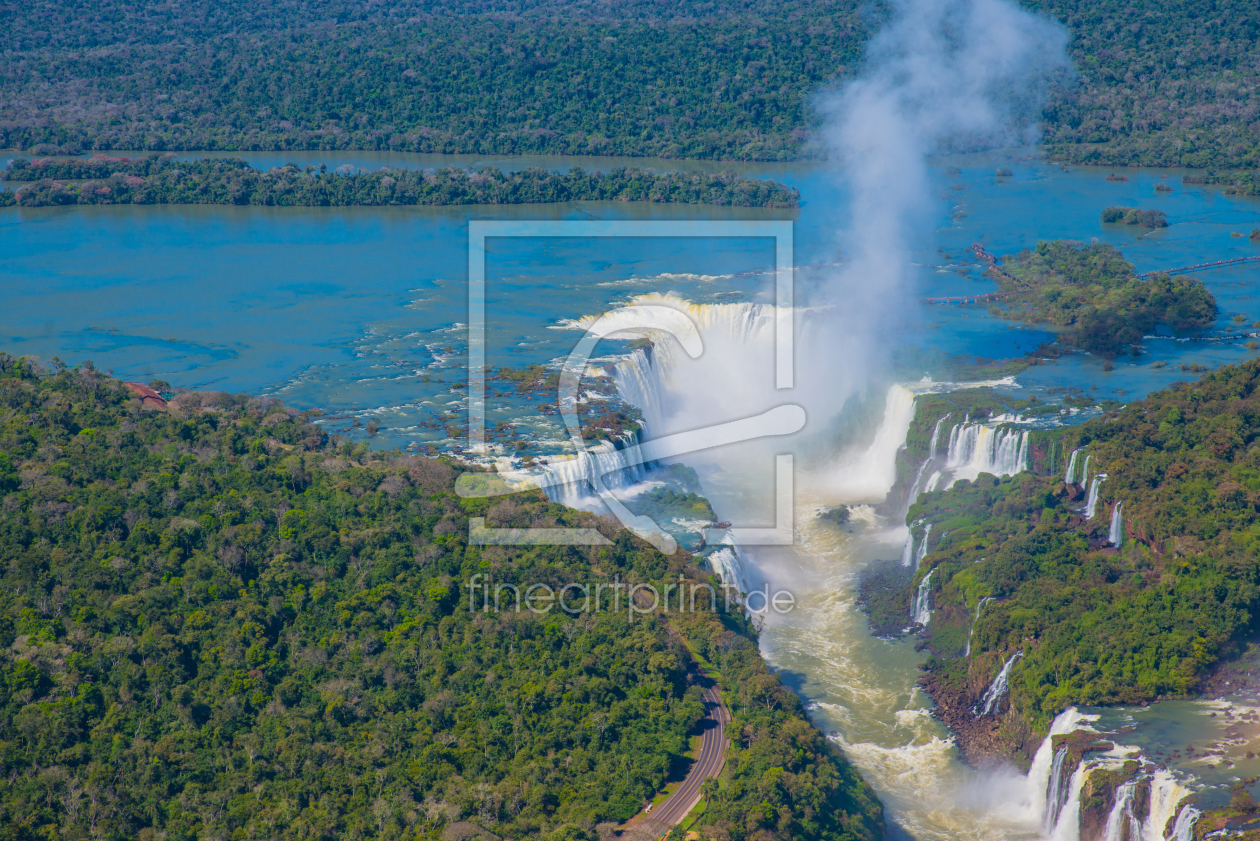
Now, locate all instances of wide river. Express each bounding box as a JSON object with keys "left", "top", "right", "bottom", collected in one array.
[{"left": 4, "top": 150, "right": 1260, "bottom": 839}]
